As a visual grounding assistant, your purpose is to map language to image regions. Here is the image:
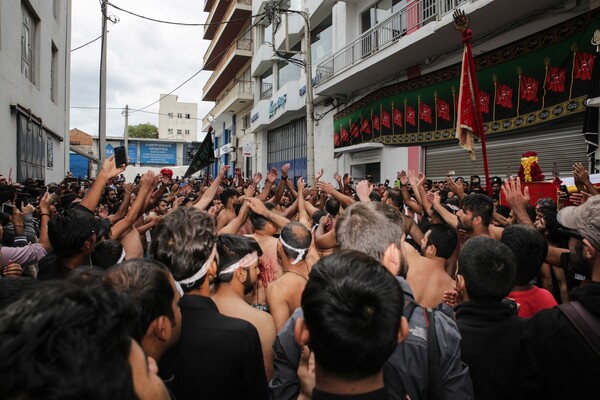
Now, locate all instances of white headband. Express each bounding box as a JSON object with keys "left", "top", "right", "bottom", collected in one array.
[
  {"left": 218, "top": 252, "right": 259, "bottom": 276},
  {"left": 116, "top": 248, "right": 127, "bottom": 264},
  {"left": 177, "top": 245, "right": 217, "bottom": 289},
  {"left": 279, "top": 236, "right": 309, "bottom": 265}
]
